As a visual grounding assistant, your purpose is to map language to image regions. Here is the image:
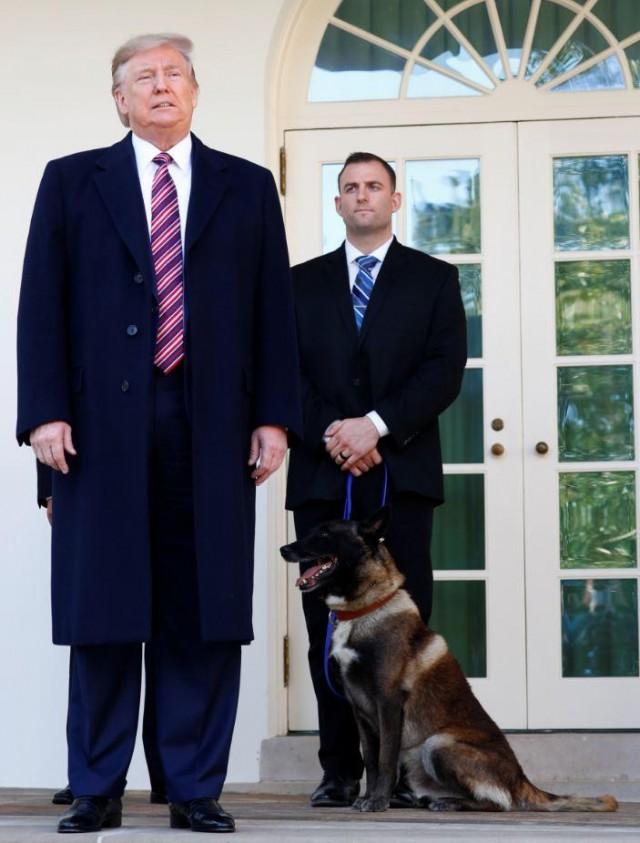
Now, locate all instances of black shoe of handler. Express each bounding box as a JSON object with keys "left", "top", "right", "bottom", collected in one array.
[
  {"left": 310, "top": 774, "right": 360, "bottom": 807},
  {"left": 150, "top": 789, "right": 168, "bottom": 805},
  {"left": 170, "top": 798, "right": 236, "bottom": 833},
  {"left": 52, "top": 785, "right": 74, "bottom": 806},
  {"left": 57, "top": 796, "right": 122, "bottom": 833}
]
